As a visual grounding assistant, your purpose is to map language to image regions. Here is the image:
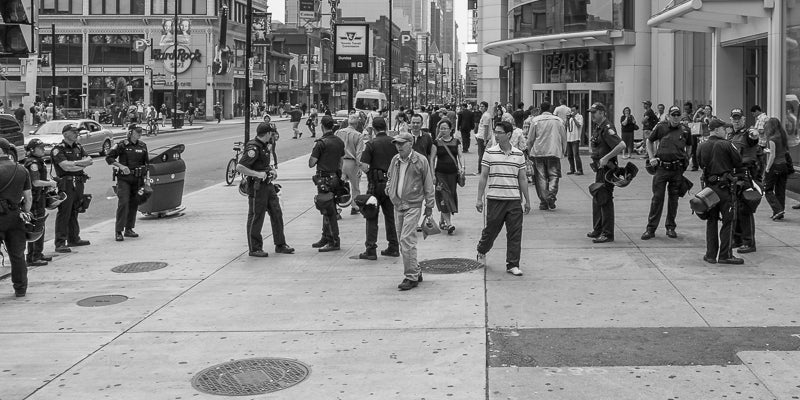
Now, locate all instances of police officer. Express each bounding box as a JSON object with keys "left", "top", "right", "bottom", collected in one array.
[
  {"left": 696, "top": 119, "right": 744, "bottom": 264},
  {"left": 106, "top": 124, "right": 149, "bottom": 242},
  {"left": 236, "top": 122, "right": 295, "bottom": 257},
  {"left": 0, "top": 138, "right": 32, "bottom": 297},
  {"left": 24, "top": 139, "right": 57, "bottom": 266},
  {"left": 728, "top": 108, "right": 759, "bottom": 253},
  {"left": 51, "top": 124, "right": 93, "bottom": 253},
  {"left": 358, "top": 116, "right": 399, "bottom": 260},
  {"left": 587, "top": 102, "right": 626, "bottom": 243},
  {"left": 309, "top": 115, "right": 345, "bottom": 252},
  {"left": 642, "top": 105, "right": 691, "bottom": 240}
]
